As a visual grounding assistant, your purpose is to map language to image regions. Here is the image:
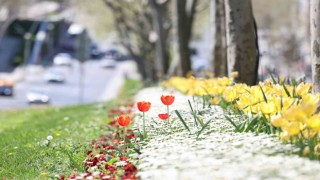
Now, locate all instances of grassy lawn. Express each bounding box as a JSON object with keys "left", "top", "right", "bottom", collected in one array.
[{"left": 0, "top": 80, "right": 141, "bottom": 179}]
